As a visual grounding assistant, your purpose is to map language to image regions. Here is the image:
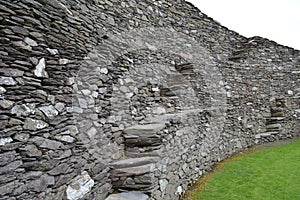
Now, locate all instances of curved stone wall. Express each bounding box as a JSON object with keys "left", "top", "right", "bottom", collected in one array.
[{"left": 0, "top": 0, "right": 299, "bottom": 200}]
